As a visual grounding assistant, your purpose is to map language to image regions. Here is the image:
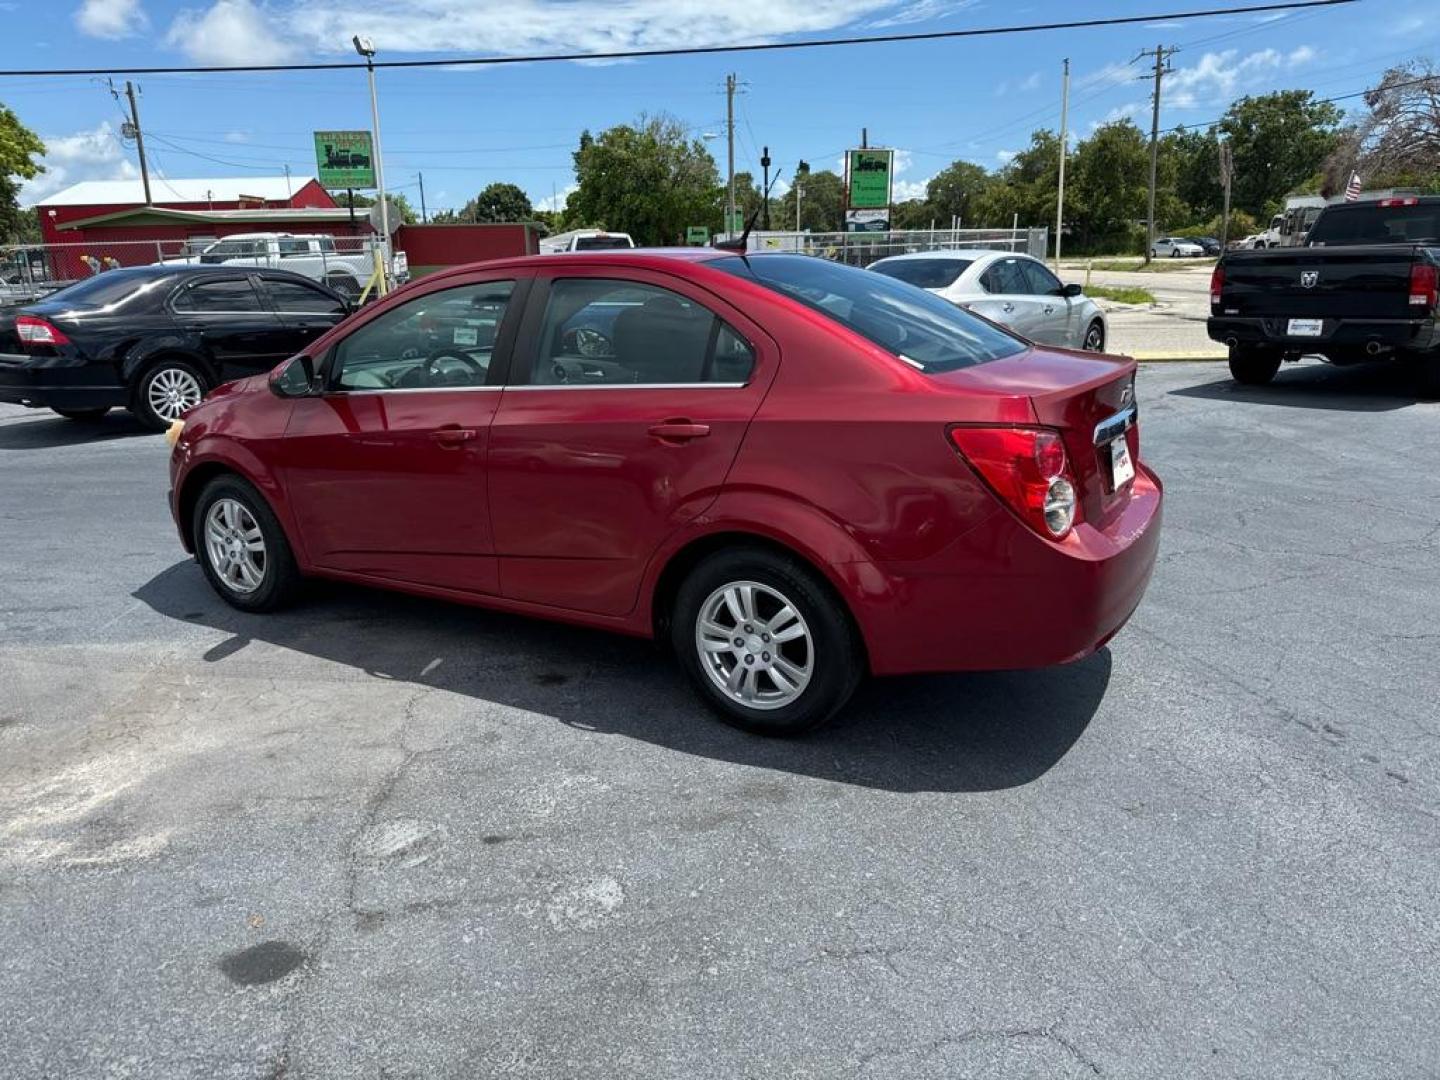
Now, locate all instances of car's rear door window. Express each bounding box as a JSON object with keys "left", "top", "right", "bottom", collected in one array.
[
  {"left": 526, "top": 278, "right": 754, "bottom": 386},
  {"left": 716, "top": 254, "right": 1024, "bottom": 373},
  {"left": 171, "top": 278, "right": 265, "bottom": 313},
  {"left": 980, "top": 258, "right": 1033, "bottom": 295},
  {"left": 264, "top": 278, "right": 347, "bottom": 315}
]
